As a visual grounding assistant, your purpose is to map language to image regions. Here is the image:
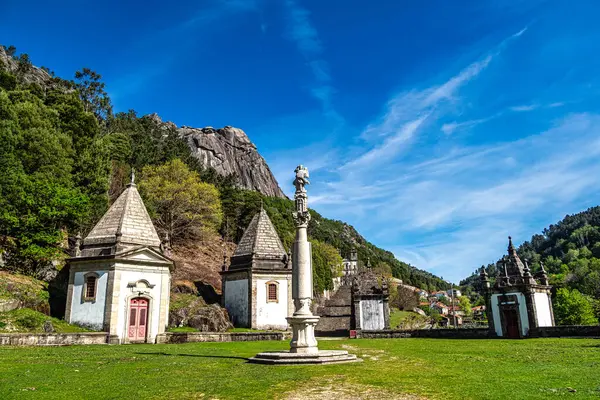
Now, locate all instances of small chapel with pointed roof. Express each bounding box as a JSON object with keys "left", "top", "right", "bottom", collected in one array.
[
  {"left": 221, "top": 207, "right": 293, "bottom": 330},
  {"left": 481, "top": 236, "right": 554, "bottom": 338},
  {"left": 65, "top": 174, "right": 173, "bottom": 344}
]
